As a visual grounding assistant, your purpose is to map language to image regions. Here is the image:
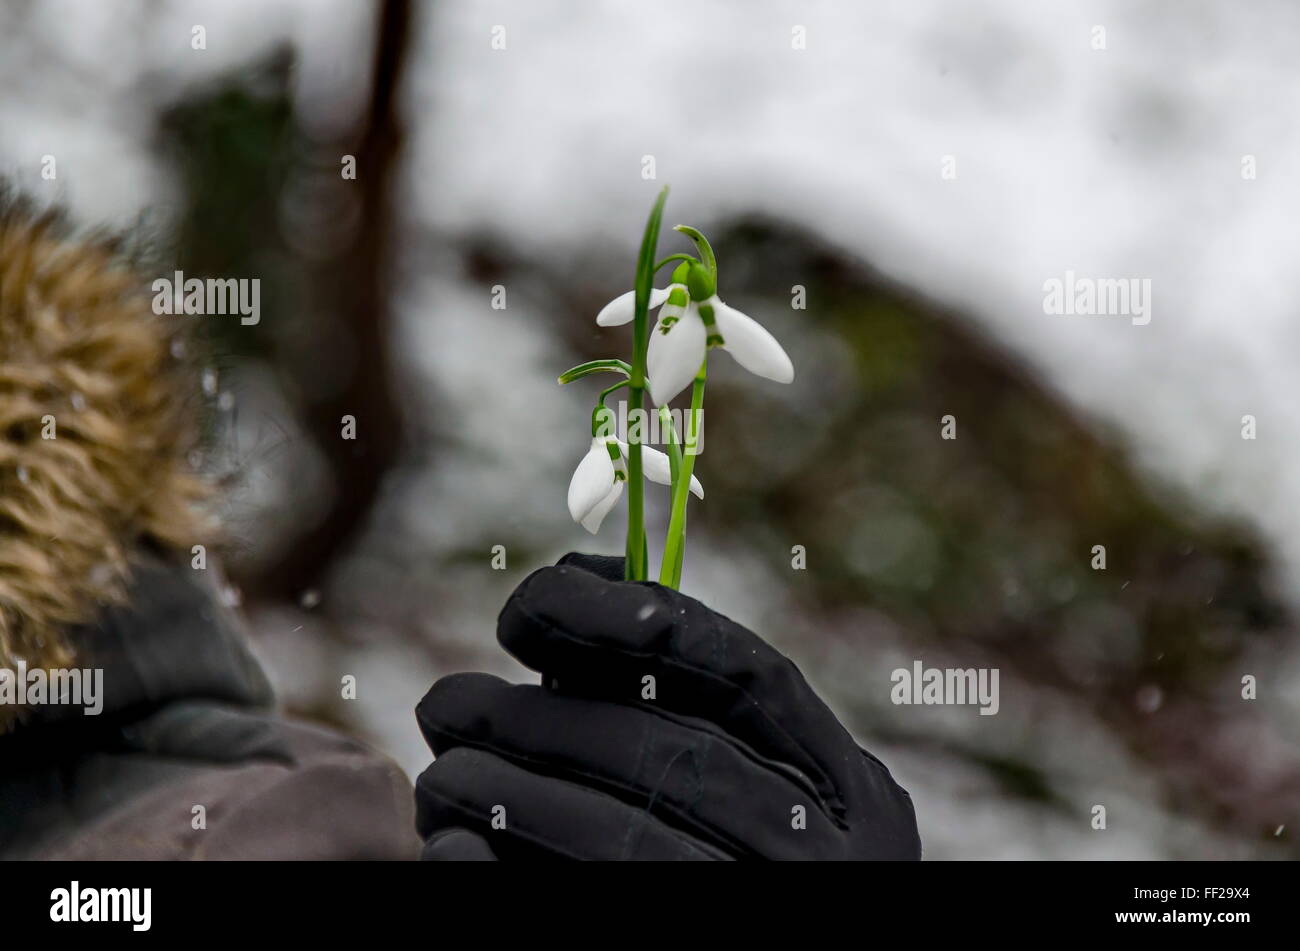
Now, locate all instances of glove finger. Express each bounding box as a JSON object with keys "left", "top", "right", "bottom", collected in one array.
[
  {"left": 415, "top": 746, "right": 730, "bottom": 861},
  {"left": 555, "top": 551, "right": 625, "bottom": 581},
  {"left": 421, "top": 827, "right": 498, "bottom": 861},
  {"left": 418, "top": 673, "right": 843, "bottom": 858},
  {"left": 497, "top": 563, "right": 855, "bottom": 821},
  {"left": 855, "top": 749, "right": 923, "bottom": 860}
]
